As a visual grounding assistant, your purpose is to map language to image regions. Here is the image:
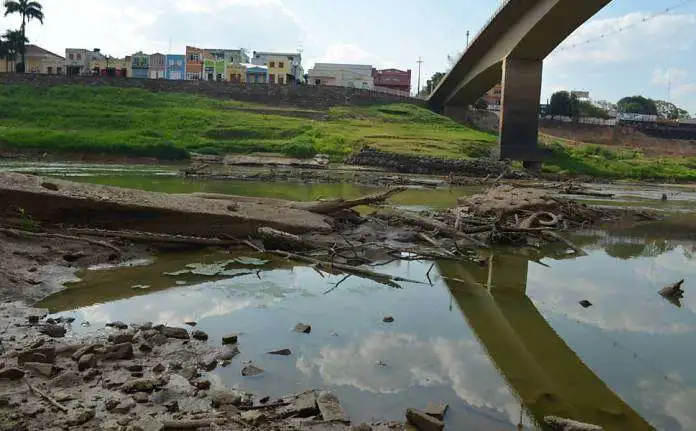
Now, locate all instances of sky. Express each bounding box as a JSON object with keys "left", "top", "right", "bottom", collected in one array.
[{"left": 1, "top": 0, "right": 695, "bottom": 114}]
